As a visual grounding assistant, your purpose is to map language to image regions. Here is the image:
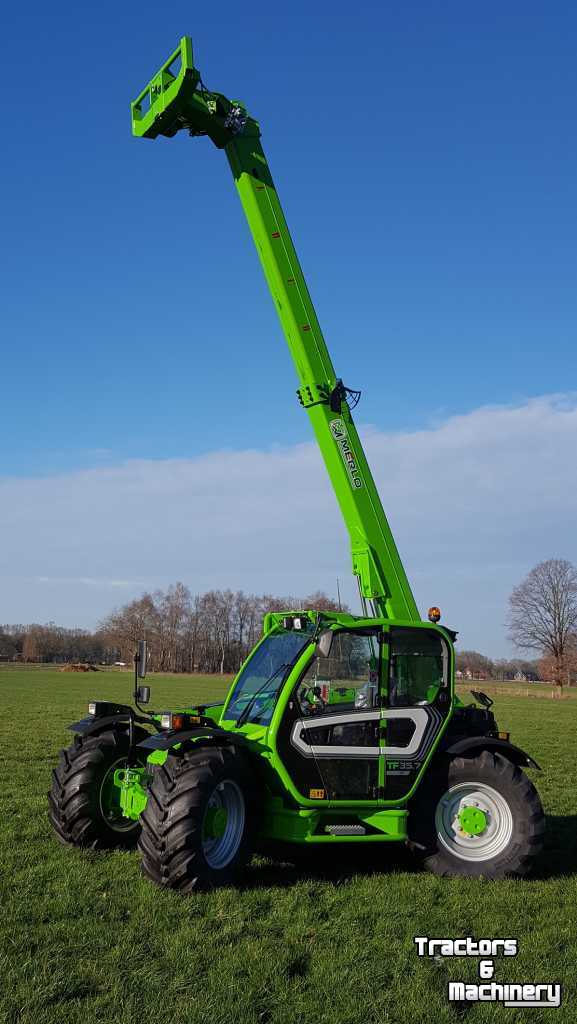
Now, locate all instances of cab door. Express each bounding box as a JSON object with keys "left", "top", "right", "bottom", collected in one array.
[
  {"left": 284, "top": 629, "right": 383, "bottom": 803},
  {"left": 382, "top": 625, "right": 452, "bottom": 799}
]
